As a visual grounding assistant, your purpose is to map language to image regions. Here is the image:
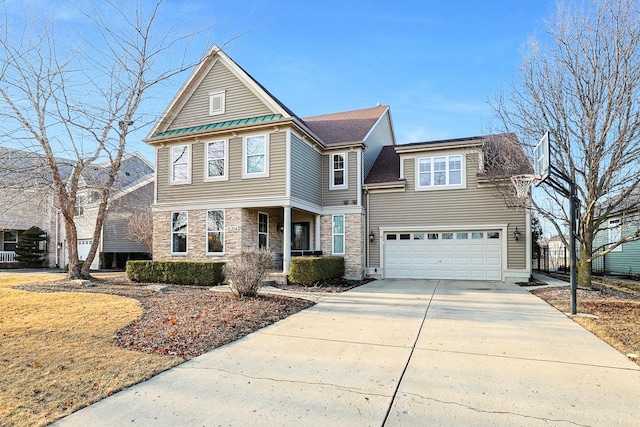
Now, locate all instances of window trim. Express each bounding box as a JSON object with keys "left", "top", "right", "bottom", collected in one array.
[
  {"left": 415, "top": 154, "right": 466, "bottom": 191},
  {"left": 206, "top": 210, "right": 225, "bottom": 255},
  {"left": 609, "top": 218, "right": 622, "bottom": 252},
  {"left": 332, "top": 214, "right": 345, "bottom": 255},
  {"left": 171, "top": 211, "right": 188, "bottom": 255},
  {"left": 258, "top": 212, "right": 269, "bottom": 249},
  {"left": 243, "top": 134, "right": 269, "bottom": 178},
  {"left": 170, "top": 144, "right": 191, "bottom": 184},
  {"left": 209, "top": 90, "right": 226, "bottom": 116},
  {"left": 204, "top": 139, "right": 229, "bottom": 182},
  {"left": 329, "top": 152, "right": 348, "bottom": 190}
]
